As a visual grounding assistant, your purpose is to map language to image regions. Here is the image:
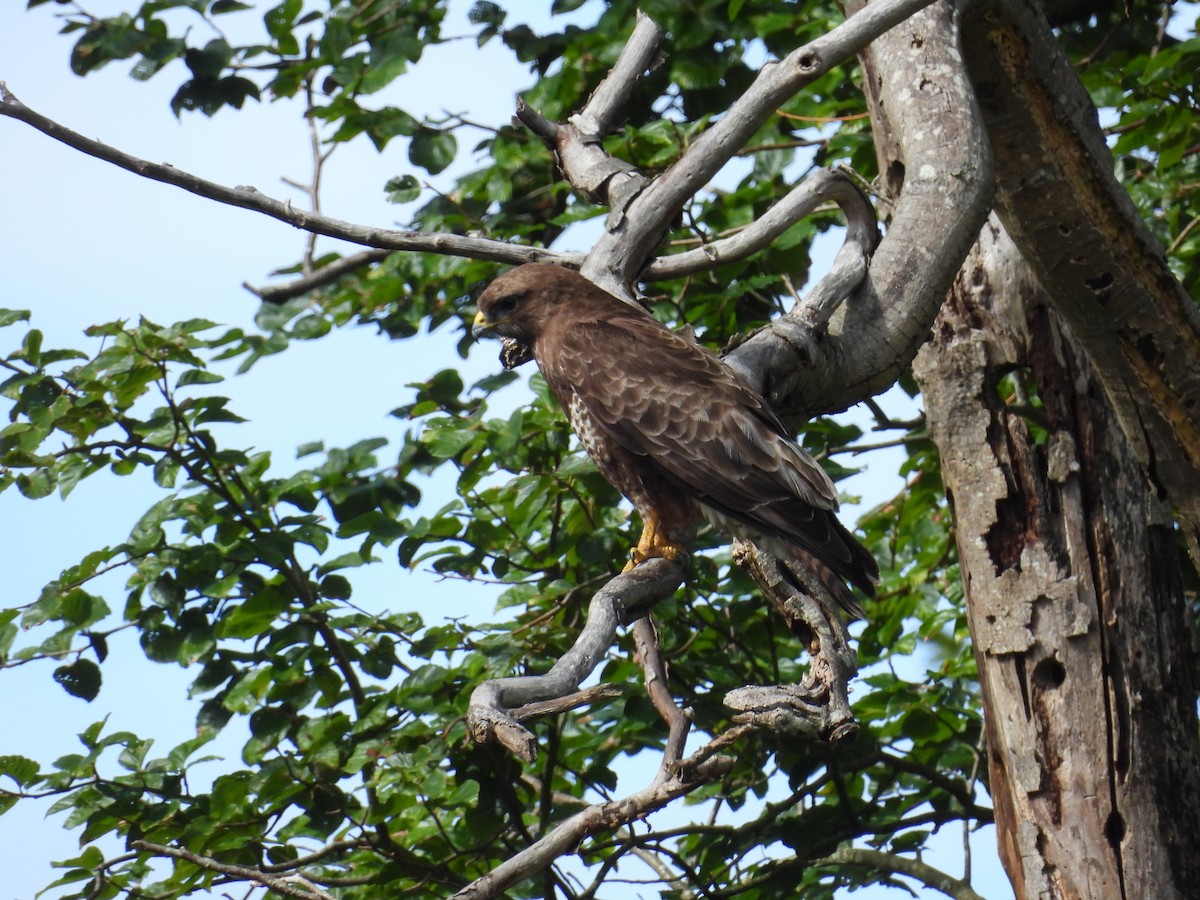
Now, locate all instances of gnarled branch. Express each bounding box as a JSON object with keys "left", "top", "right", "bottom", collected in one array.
[
  {"left": 466, "top": 555, "right": 686, "bottom": 761},
  {"left": 581, "top": 0, "right": 941, "bottom": 289}
]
